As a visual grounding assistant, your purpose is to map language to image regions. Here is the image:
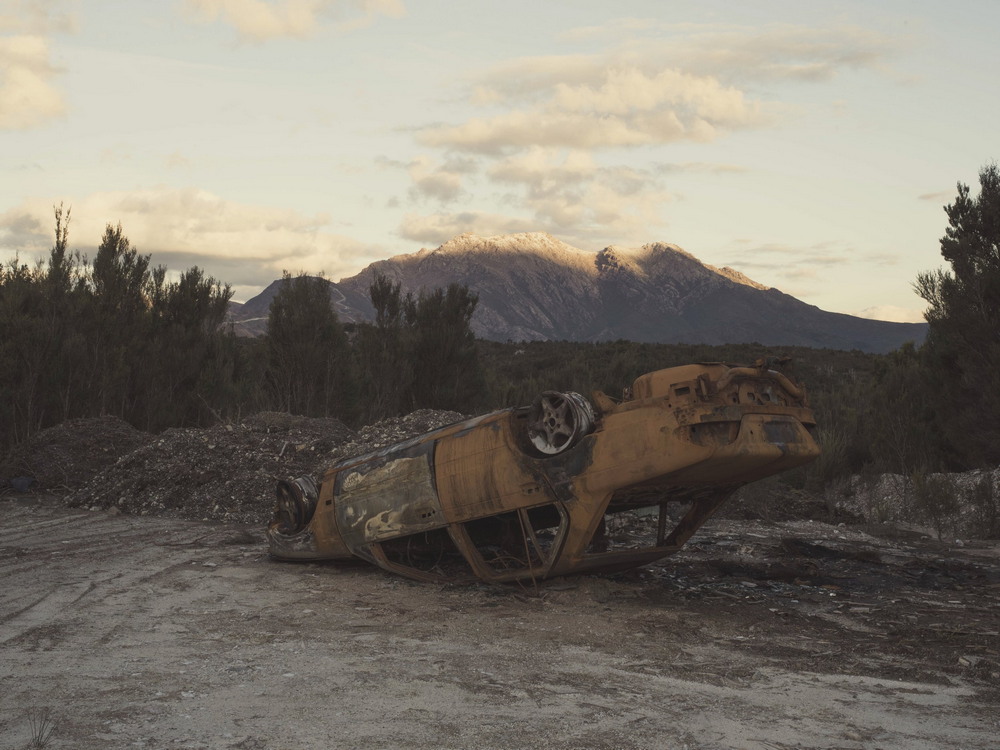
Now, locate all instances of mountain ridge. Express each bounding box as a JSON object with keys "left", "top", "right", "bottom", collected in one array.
[{"left": 228, "top": 232, "right": 926, "bottom": 353}]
